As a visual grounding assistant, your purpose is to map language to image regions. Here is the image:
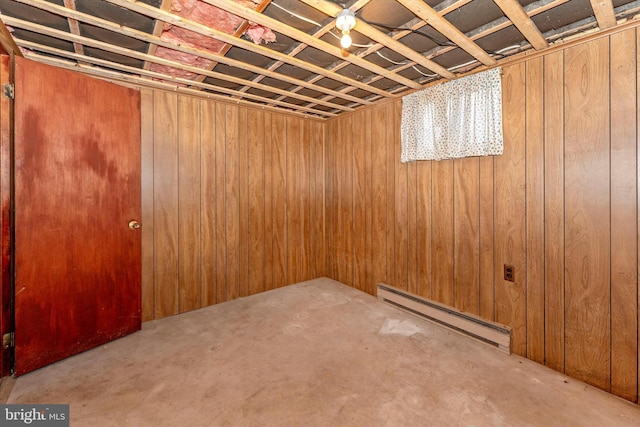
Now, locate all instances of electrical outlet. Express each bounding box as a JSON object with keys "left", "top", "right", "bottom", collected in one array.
[{"left": 504, "top": 264, "right": 515, "bottom": 282}]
